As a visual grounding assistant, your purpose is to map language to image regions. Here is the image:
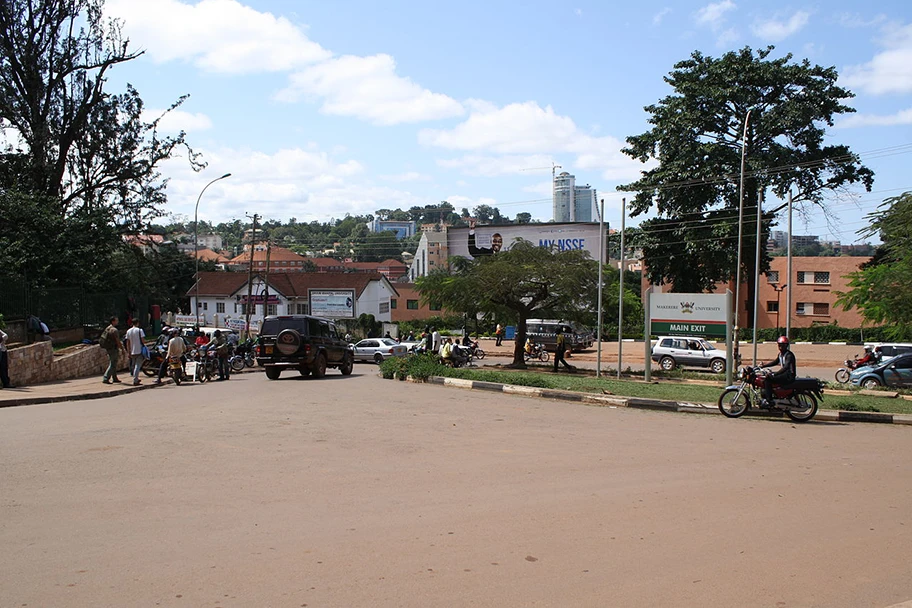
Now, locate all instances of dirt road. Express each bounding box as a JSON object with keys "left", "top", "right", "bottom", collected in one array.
[{"left": 1, "top": 370, "right": 910, "bottom": 607}]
